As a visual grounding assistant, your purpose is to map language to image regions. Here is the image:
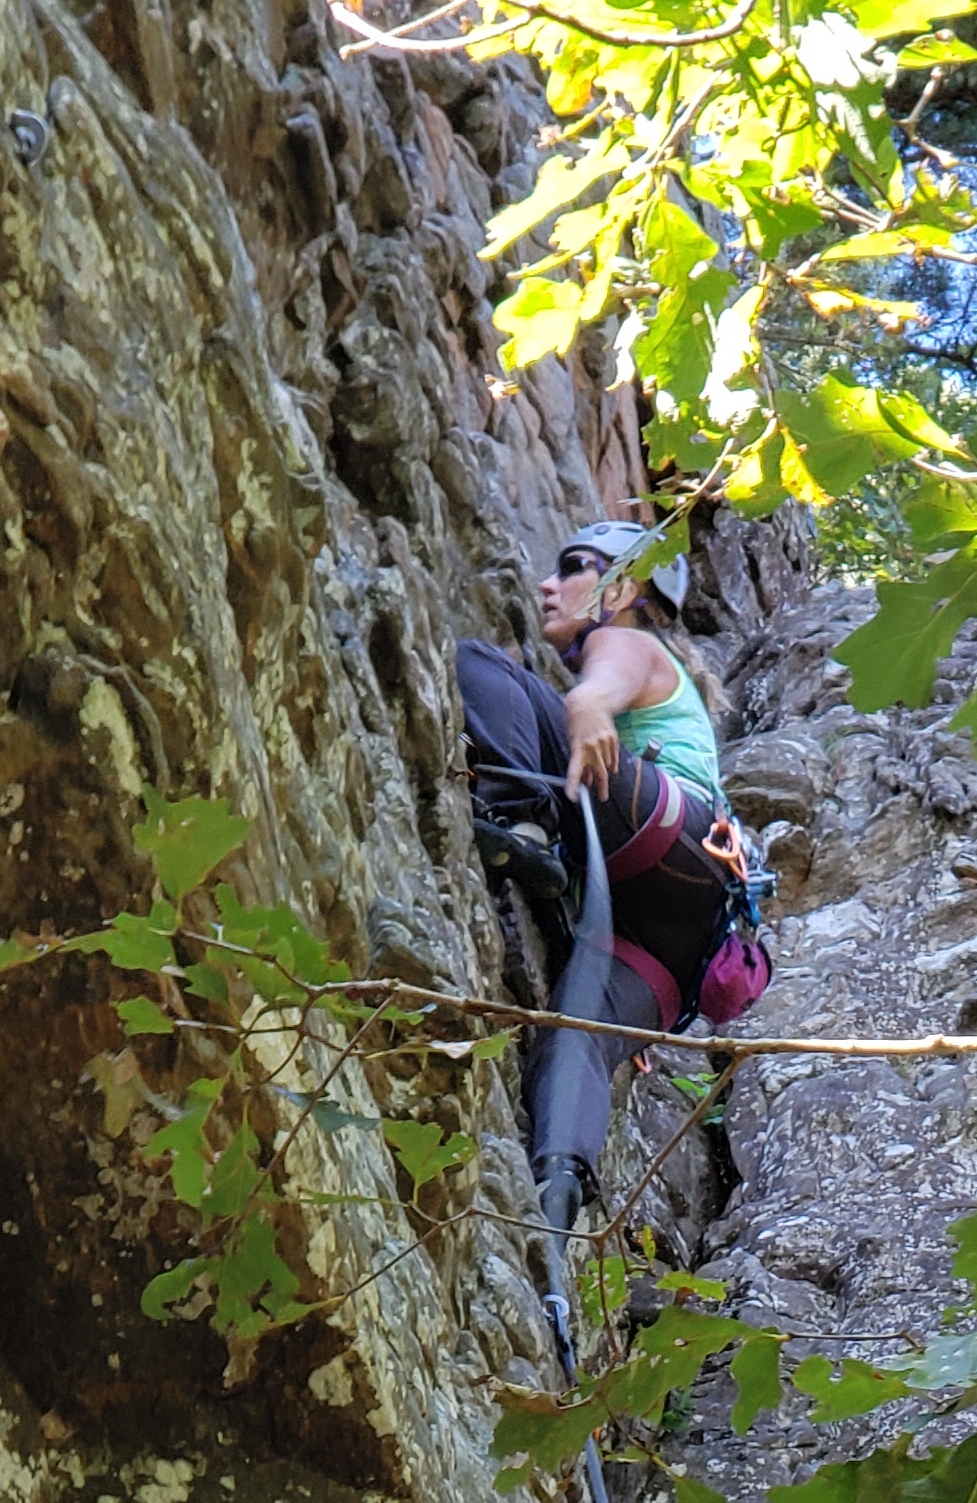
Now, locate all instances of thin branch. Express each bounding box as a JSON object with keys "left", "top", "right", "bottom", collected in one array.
[
  {"left": 330, "top": 0, "right": 757, "bottom": 56},
  {"left": 341, "top": 0, "right": 472, "bottom": 56},
  {"left": 496, "top": 0, "right": 757, "bottom": 49},
  {"left": 598, "top": 1058, "right": 741, "bottom": 1244},
  {"left": 308, "top": 978, "right": 977, "bottom": 1061},
  {"left": 912, "top": 454, "right": 977, "bottom": 484},
  {"left": 330, "top": 2, "right": 517, "bottom": 54}
]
